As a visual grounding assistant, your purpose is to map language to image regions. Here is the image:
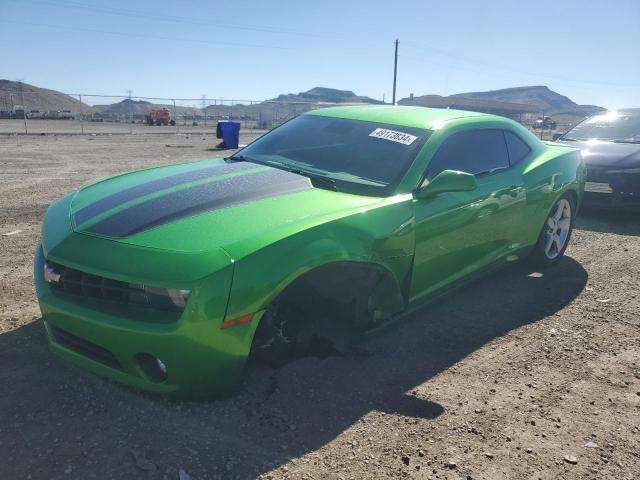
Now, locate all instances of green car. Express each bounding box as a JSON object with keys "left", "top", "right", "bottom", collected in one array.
[{"left": 35, "top": 106, "right": 585, "bottom": 397}]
